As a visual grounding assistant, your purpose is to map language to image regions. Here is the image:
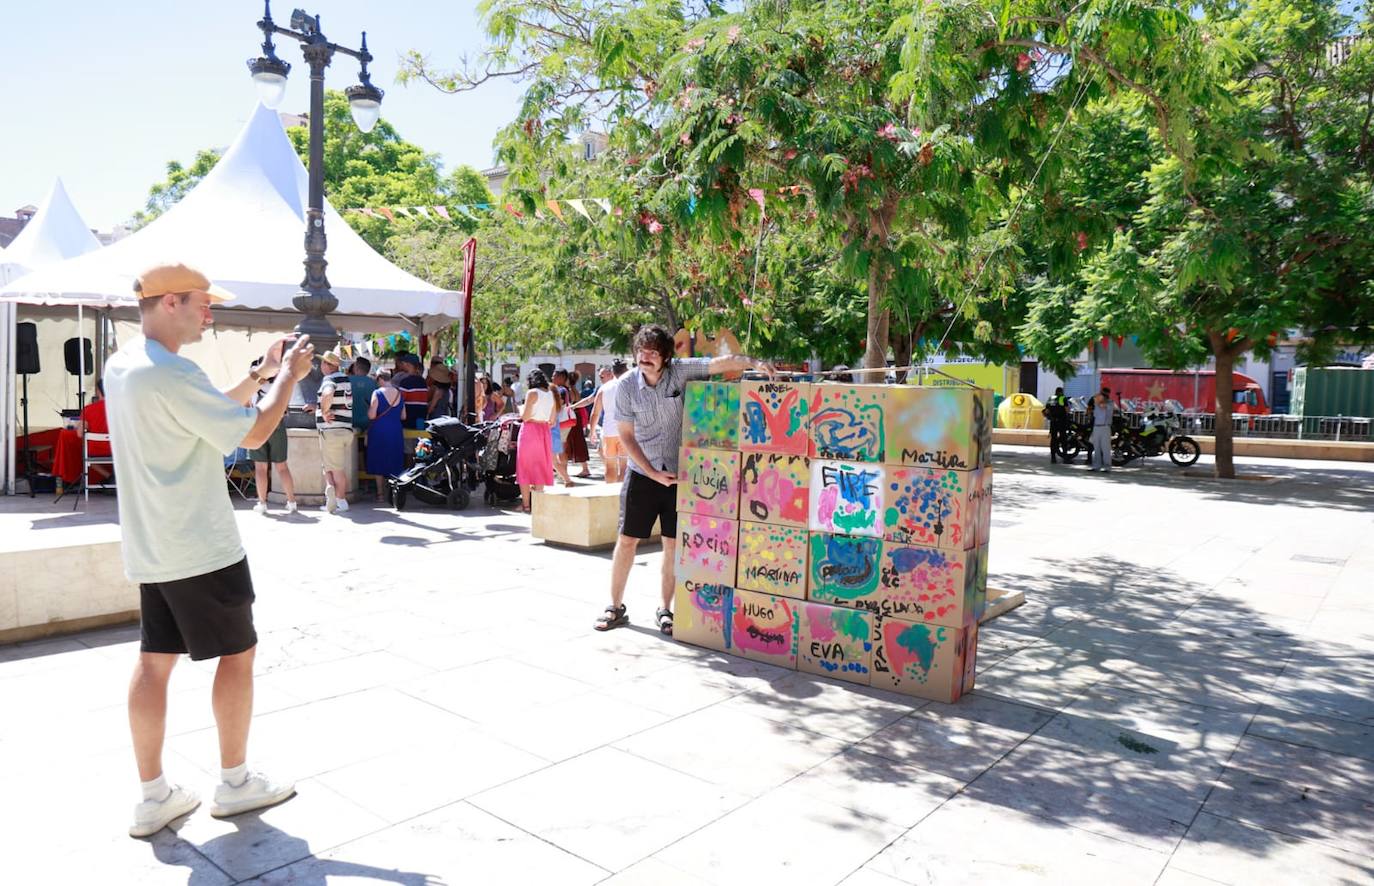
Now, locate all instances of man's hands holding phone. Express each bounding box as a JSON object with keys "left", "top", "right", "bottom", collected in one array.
[{"left": 283, "top": 335, "right": 315, "bottom": 382}]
